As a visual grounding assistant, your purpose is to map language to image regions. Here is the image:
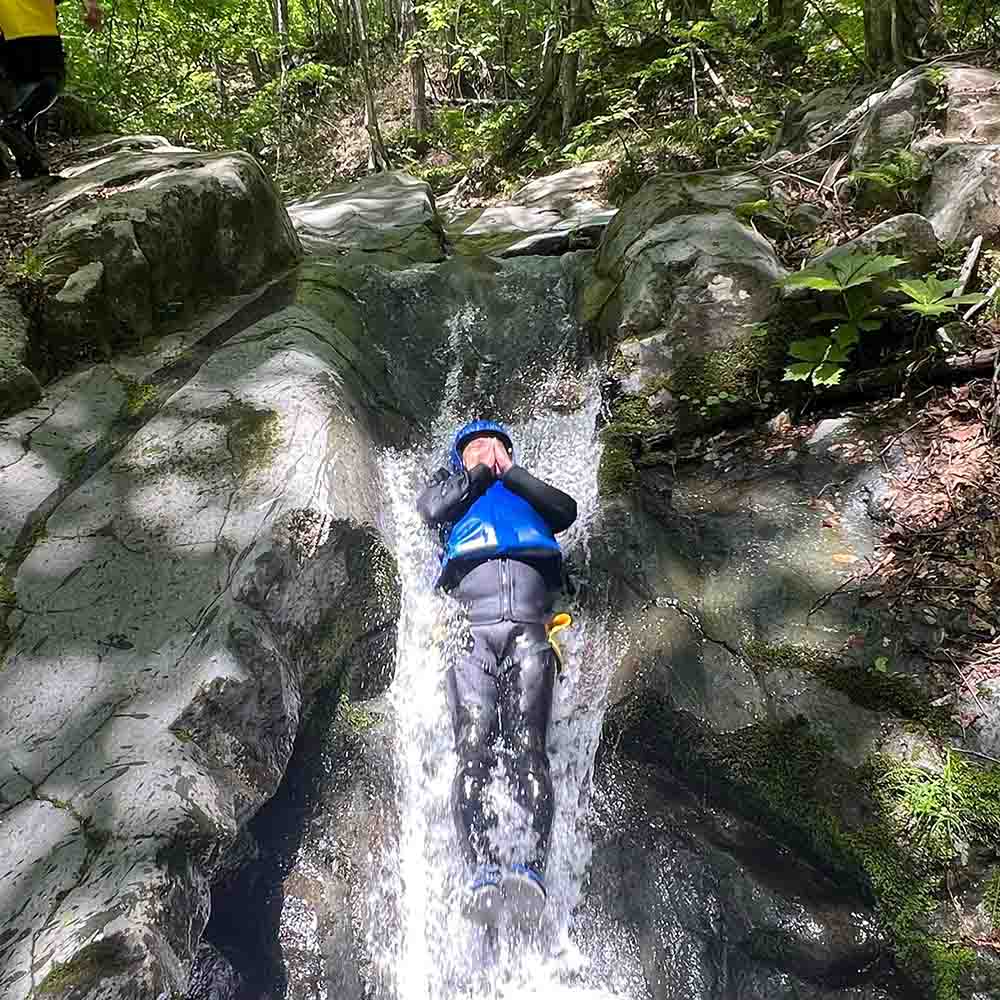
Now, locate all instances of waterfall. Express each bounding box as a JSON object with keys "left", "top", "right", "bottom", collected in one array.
[{"left": 368, "top": 304, "right": 627, "bottom": 1000}]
